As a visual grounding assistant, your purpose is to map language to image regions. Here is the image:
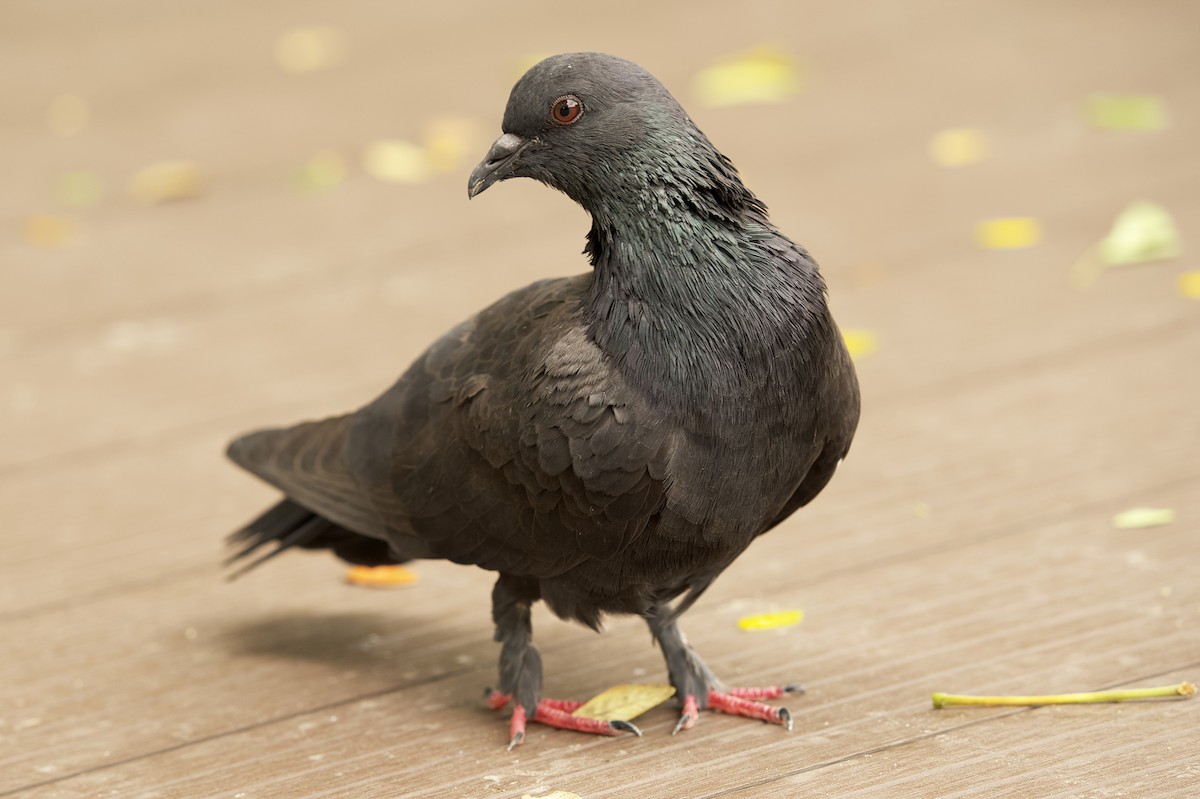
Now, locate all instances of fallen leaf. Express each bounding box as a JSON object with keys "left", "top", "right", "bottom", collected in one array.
[
  {"left": 129, "top": 161, "right": 204, "bottom": 204},
  {"left": 423, "top": 117, "right": 478, "bottom": 174},
  {"left": 362, "top": 140, "right": 430, "bottom": 184},
  {"left": 693, "top": 46, "right": 803, "bottom": 108},
  {"left": 1096, "top": 201, "right": 1181, "bottom": 266},
  {"left": 345, "top": 565, "right": 420, "bottom": 587},
  {"left": 1083, "top": 94, "right": 1168, "bottom": 131},
  {"left": 842, "top": 329, "right": 877, "bottom": 360},
  {"left": 572, "top": 683, "right": 675, "bottom": 721},
  {"left": 928, "top": 128, "right": 988, "bottom": 167},
  {"left": 59, "top": 171, "right": 104, "bottom": 208},
  {"left": 1071, "top": 201, "right": 1182, "bottom": 288},
  {"left": 22, "top": 215, "right": 75, "bottom": 247},
  {"left": 1112, "top": 507, "right": 1175, "bottom": 530},
  {"left": 1178, "top": 271, "right": 1200, "bottom": 300},
  {"left": 276, "top": 27, "right": 346, "bottom": 74},
  {"left": 738, "top": 609, "right": 803, "bottom": 631},
  {"left": 47, "top": 94, "right": 90, "bottom": 137},
  {"left": 295, "top": 149, "right": 347, "bottom": 193},
  {"left": 975, "top": 217, "right": 1040, "bottom": 250}
]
